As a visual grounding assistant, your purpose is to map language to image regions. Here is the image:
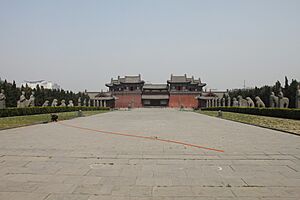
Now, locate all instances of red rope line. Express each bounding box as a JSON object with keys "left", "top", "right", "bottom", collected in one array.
[{"left": 58, "top": 122, "right": 224, "bottom": 153}]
